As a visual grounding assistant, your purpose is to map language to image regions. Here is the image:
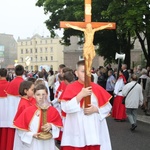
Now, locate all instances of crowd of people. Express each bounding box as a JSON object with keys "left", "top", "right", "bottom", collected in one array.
[{"left": 0, "top": 61, "right": 149, "bottom": 150}]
